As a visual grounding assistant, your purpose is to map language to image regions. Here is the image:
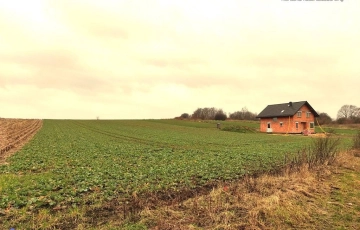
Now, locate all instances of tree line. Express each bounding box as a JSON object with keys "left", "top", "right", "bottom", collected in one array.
[
  {"left": 177, "top": 107, "right": 258, "bottom": 121},
  {"left": 336, "top": 104, "right": 360, "bottom": 124},
  {"left": 178, "top": 104, "right": 360, "bottom": 124},
  {"left": 306, "top": 104, "right": 360, "bottom": 125}
]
